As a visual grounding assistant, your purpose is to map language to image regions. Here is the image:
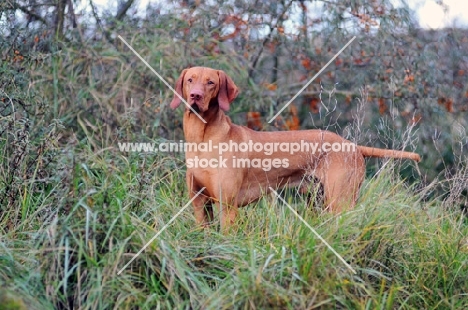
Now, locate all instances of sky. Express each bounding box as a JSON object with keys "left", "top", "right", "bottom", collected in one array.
[
  {"left": 414, "top": 0, "right": 468, "bottom": 28},
  {"left": 81, "top": 0, "right": 468, "bottom": 29}
]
